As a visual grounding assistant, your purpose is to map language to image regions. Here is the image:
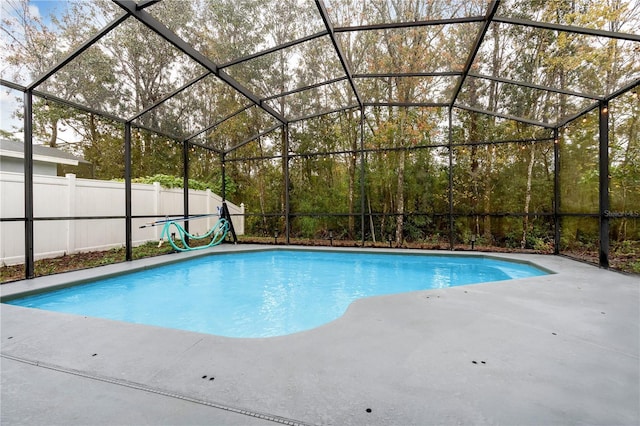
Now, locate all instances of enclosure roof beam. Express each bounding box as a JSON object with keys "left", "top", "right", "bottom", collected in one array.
[
  {"left": 454, "top": 104, "right": 554, "bottom": 129},
  {"left": 604, "top": 78, "right": 640, "bottom": 103},
  {"left": 112, "top": 0, "right": 287, "bottom": 125},
  {"left": 448, "top": 0, "right": 500, "bottom": 108},
  {"left": 556, "top": 78, "right": 640, "bottom": 128},
  {"left": 27, "top": 12, "right": 130, "bottom": 90},
  {"left": 128, "top": 71, "right": 212, "bottom": 122},
  {"left": 217, "top": 71, "right": 286, "bottom": 122},
  {"left": 186, "top": 75, "right": 352, "bottom": 141},
  {"left": 187, "top": 139, "right": 222, "bottom": 154},
  {"left": 289, "top": 104, "right": 360, "bottom": 124},
  {"left": 494, "top": 16, "right": 640, "bottom": 42},
  {"left": 0, "top": 79, "right": 25, "bottom": 92},
  {"left": 364, "top": 102, "right": 449, "bottom": 108},
  {"left": 461, "top": 136, "right": 554, "bottom": 146},
  {"left": 1, "top": 80, "right": 127, "bottom": 124},
  {"left": 468, "top": 72, "right": 604, "bottom": 100},
  {"left": 132, "top": 123, "right": 182, "bottom": 141},
  {"left": 183, "top": 104, "right": 254, "bottom": 142},
  {"left": 218, "top": 31, "right": 329, "bottom": 69},
  {"left": 224, "top": 124, "right": 283, "bottom": 154},
  {"left": 333, "top": 16, "right": 484, "bottom": 32},
  {"left": 354, "top": 72, "right": 462, "bottom": 78},
  {"left": 34, "top": 92, "right": 125, "bottom": 124},
  {"left": 136, "top": 0, "right": 160, "bottom": 10},
  {"left": 563, "top": 101, "right": 593, "bottom": 131},
  {"left": 288, "top": 147, "right": 362, "bottom": 158},
  {"left": 113, "top": 1, "right": 217, "bottom": 71},
  {"left": 261, "top": 76, "right": 349, "bottom": 102},
  {"left": 5, "top": 76, "right": 187, "bottom": 144},
  {"left": 315, "top": 0, "right": 363, "bottom": 107}
]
